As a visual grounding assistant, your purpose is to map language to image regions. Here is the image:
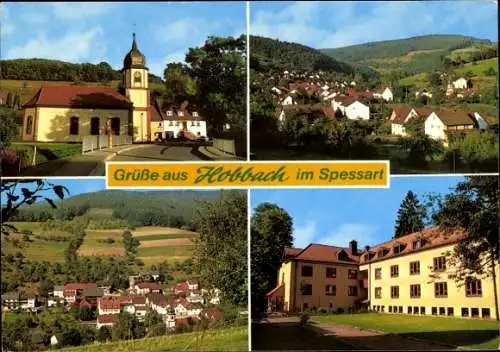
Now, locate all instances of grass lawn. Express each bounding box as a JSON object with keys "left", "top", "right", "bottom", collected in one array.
[
  {"left": 2, "top": 236, "right": 67, "bottom": 262},
  {"left": 60, "top": 326, "right": 247, "bottom": 352},
  {"left": 311, "top": 313, "right": 499, "bottom": 349}
]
